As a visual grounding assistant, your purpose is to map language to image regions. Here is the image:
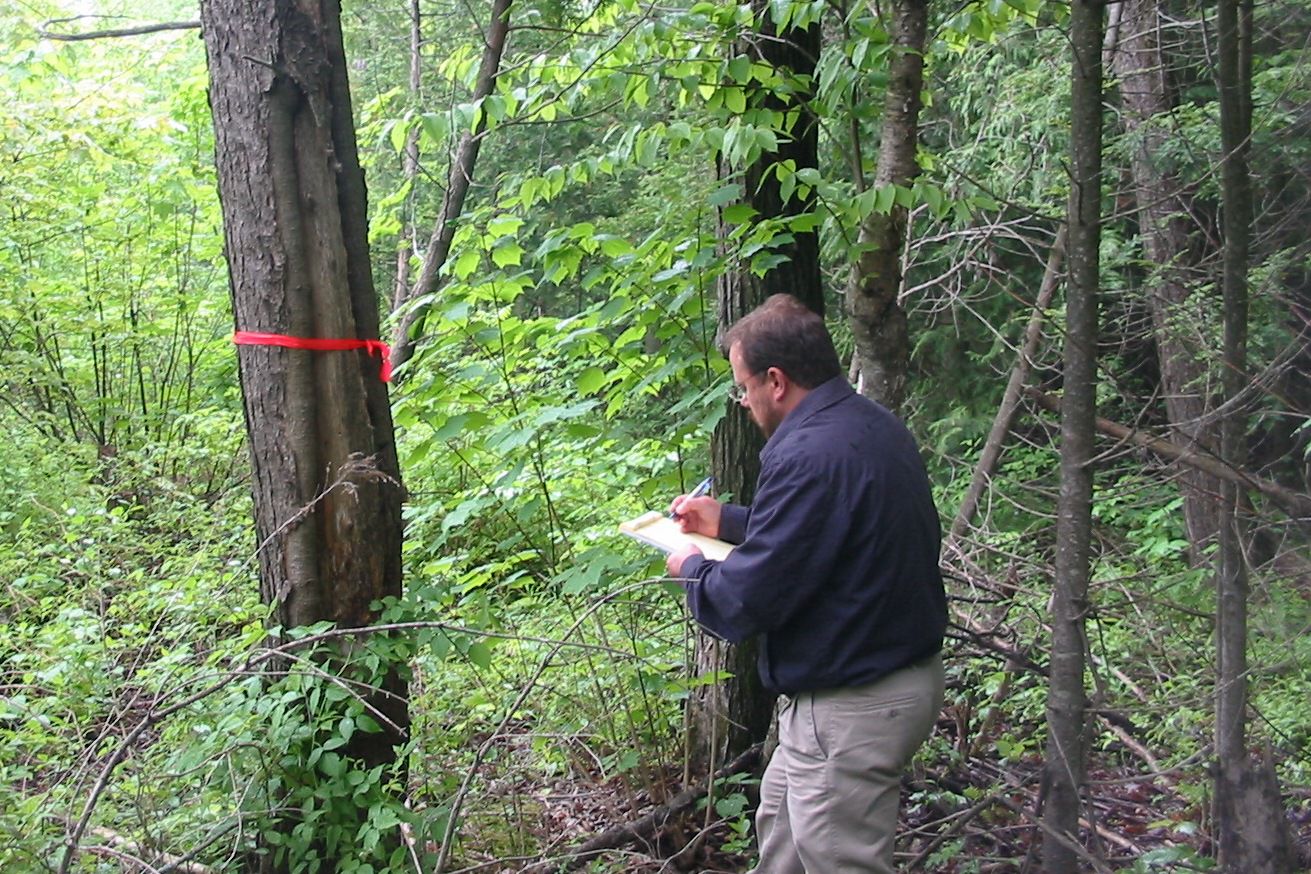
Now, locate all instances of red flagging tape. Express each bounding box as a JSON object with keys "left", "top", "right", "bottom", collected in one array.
[{"left": 233, "top": 331, "right": 392, "bottom": 382}]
